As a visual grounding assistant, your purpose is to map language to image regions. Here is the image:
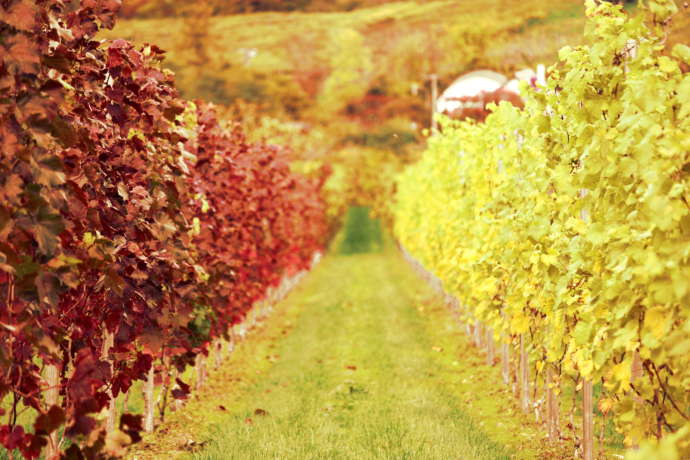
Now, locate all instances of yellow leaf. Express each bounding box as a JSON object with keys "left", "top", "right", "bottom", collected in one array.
[
  {"left": 83, "top": 231, "right": 96, "bottom": 247},
  {"left": 510, "top": 313, "right": 530, "bottom": 334},
  {"left": 658, "top": 56, "right": 678, "bottom": 74},
  {"left": 579, "top": 359, "right": 594, "bottom": 378},
  {"left": 479, "top": 277, "right": 496, "bottom": 294},
  {"left": 541, "top": 254, "right": 558, "bottom": 266},
  {"left": 566, "top": 216, "right": 587, "bottom": 234},
  {"left": 644, "top": 306, "right": 670, "bottom": 340},
  {"left": 612, "top": 359, "right": 632, "bottom": 392},
  {"left": 536, "top": 360, "right": 545, "bottom": 373}
]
